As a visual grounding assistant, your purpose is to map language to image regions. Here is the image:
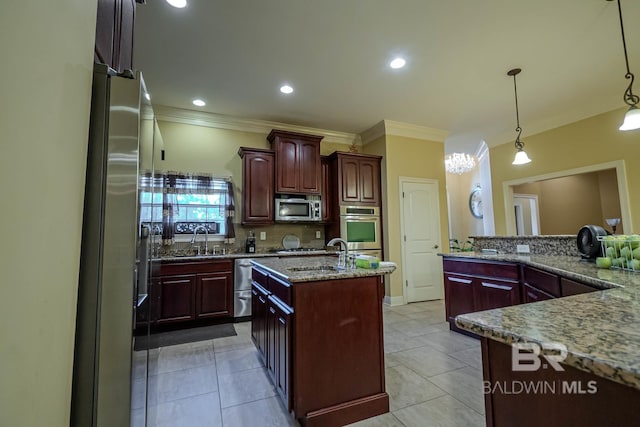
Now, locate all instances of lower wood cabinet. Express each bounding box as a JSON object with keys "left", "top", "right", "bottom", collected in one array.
[
  {"left": 150, "top": 259, "right": 233, "bottom": 326},
  {"left": 250, "top": 263, "right": 387, "bottom": 425},
  {"left": 473, "top": 277, "right": 521, "bottom": 311},
  {"left": 443, "top": 258, "right": 520, "bottom": 331},
  {"left": 443, "top": 256, "right": 601, "bottom": 333},
  {"left": 251, "top": 282, "right": 268, "bottom": 360},
  {"left": 155, "top": 274, "right": 196, "bottom": 324},
  {"left": 196, "top": 272, "right": 233, "bottom": 318}
]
